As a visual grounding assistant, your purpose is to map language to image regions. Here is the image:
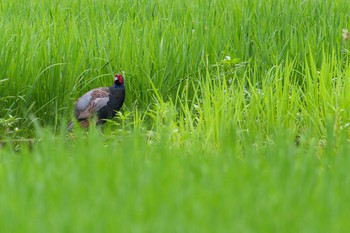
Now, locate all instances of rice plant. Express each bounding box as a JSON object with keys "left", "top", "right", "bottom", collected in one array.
[{"left": 1, "top": 0, "right": 350, "bottom": 232}]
